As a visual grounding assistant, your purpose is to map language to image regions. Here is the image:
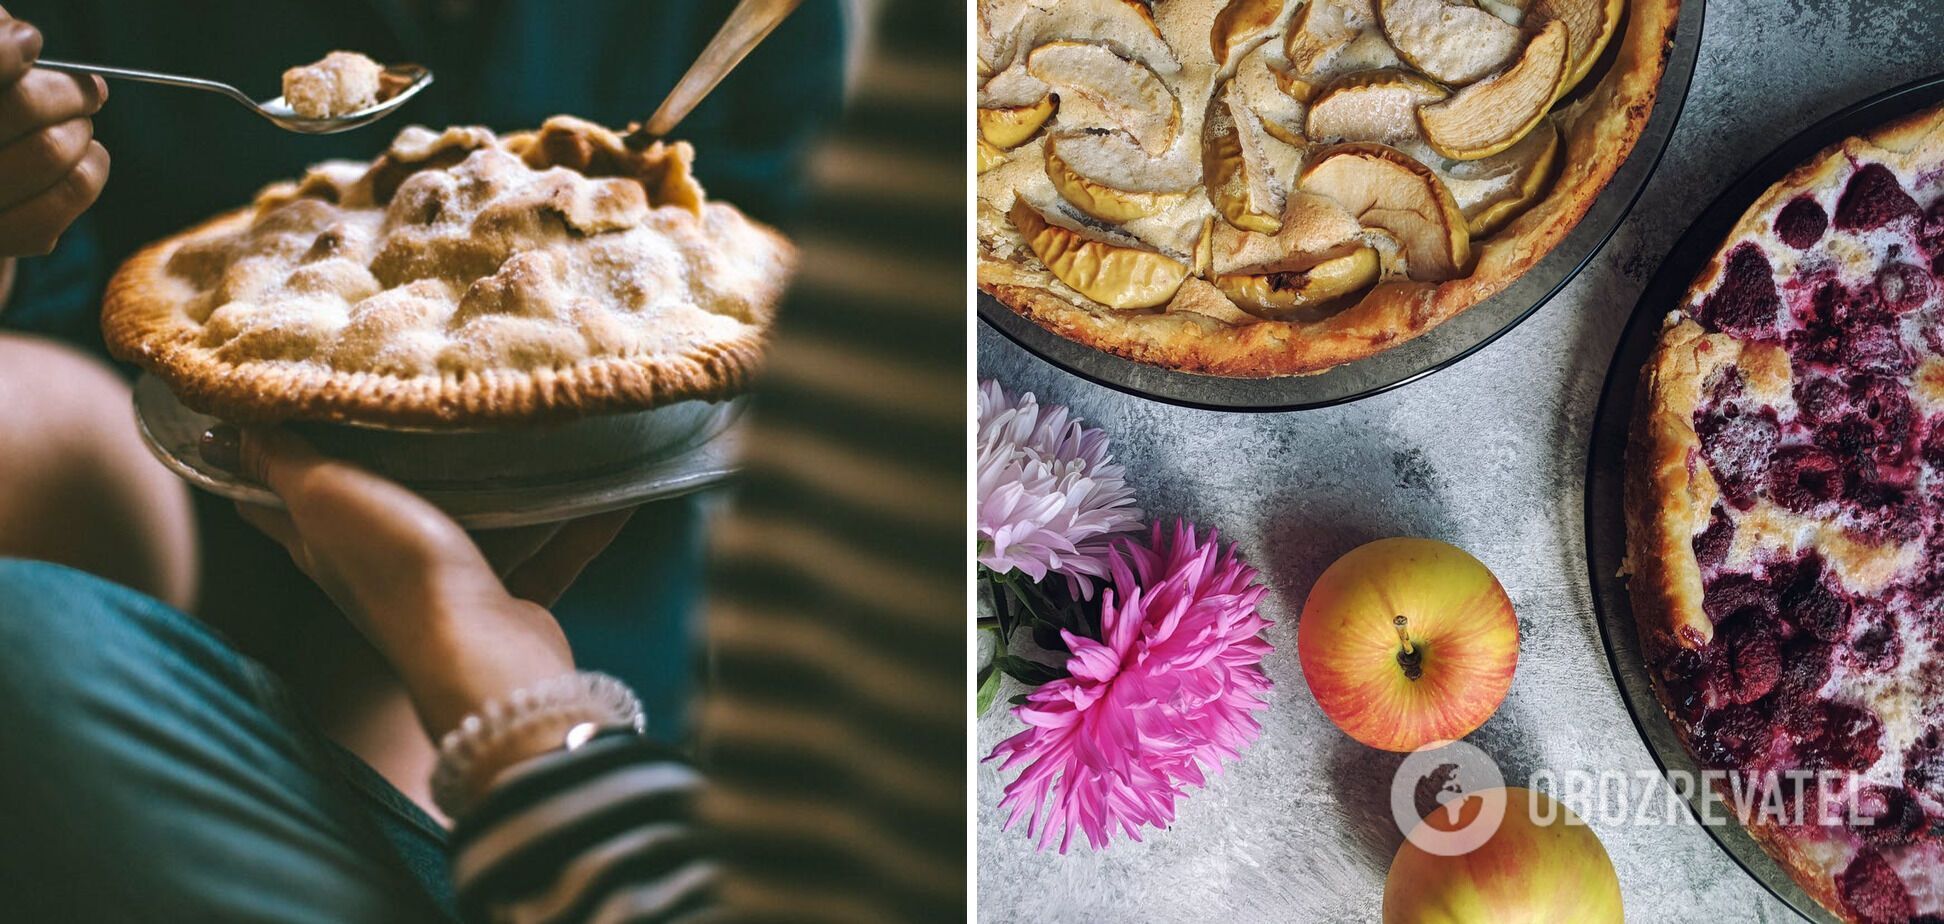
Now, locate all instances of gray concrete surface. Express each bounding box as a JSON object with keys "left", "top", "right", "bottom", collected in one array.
[{"left": 975, "top": 1, "right": 1944, "bottom": 920}]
